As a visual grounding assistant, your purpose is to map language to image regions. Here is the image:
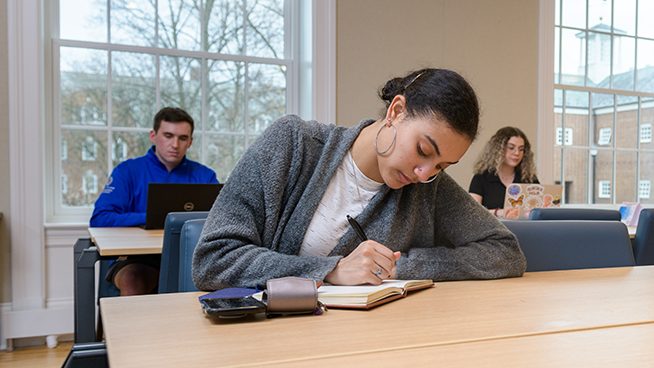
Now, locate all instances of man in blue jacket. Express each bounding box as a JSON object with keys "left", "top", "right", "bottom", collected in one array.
[{"left": 90, "top": 107, "right": 218, "bottom": 295}]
